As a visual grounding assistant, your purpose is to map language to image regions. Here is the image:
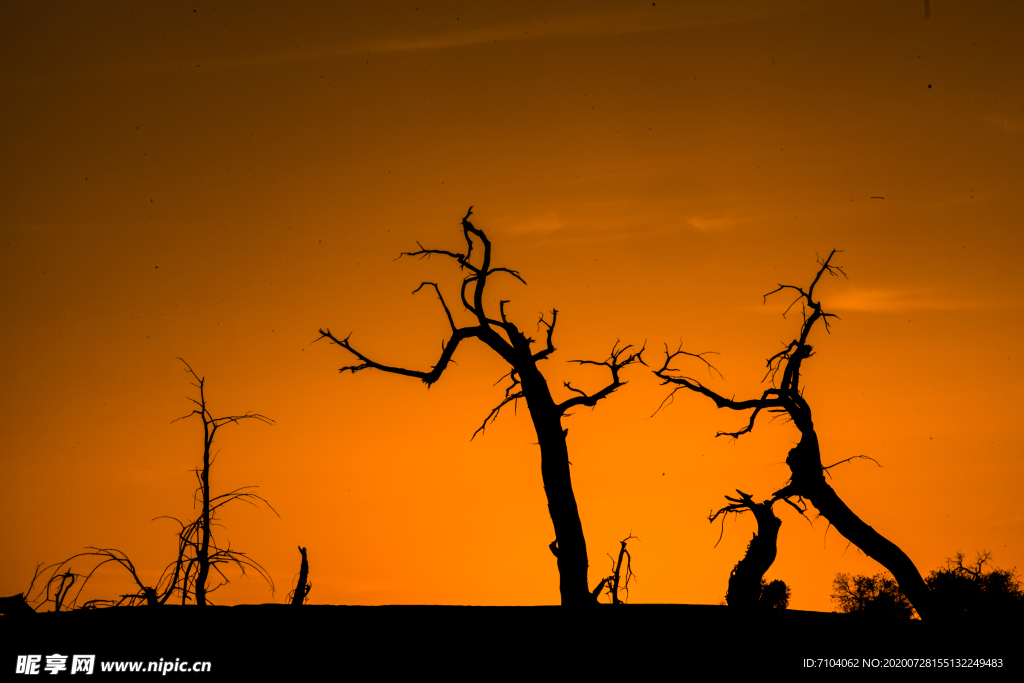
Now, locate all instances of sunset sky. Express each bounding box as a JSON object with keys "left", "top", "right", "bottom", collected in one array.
[{"left": 2, "top": 0, "right": 1022, "bottom": 612}]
